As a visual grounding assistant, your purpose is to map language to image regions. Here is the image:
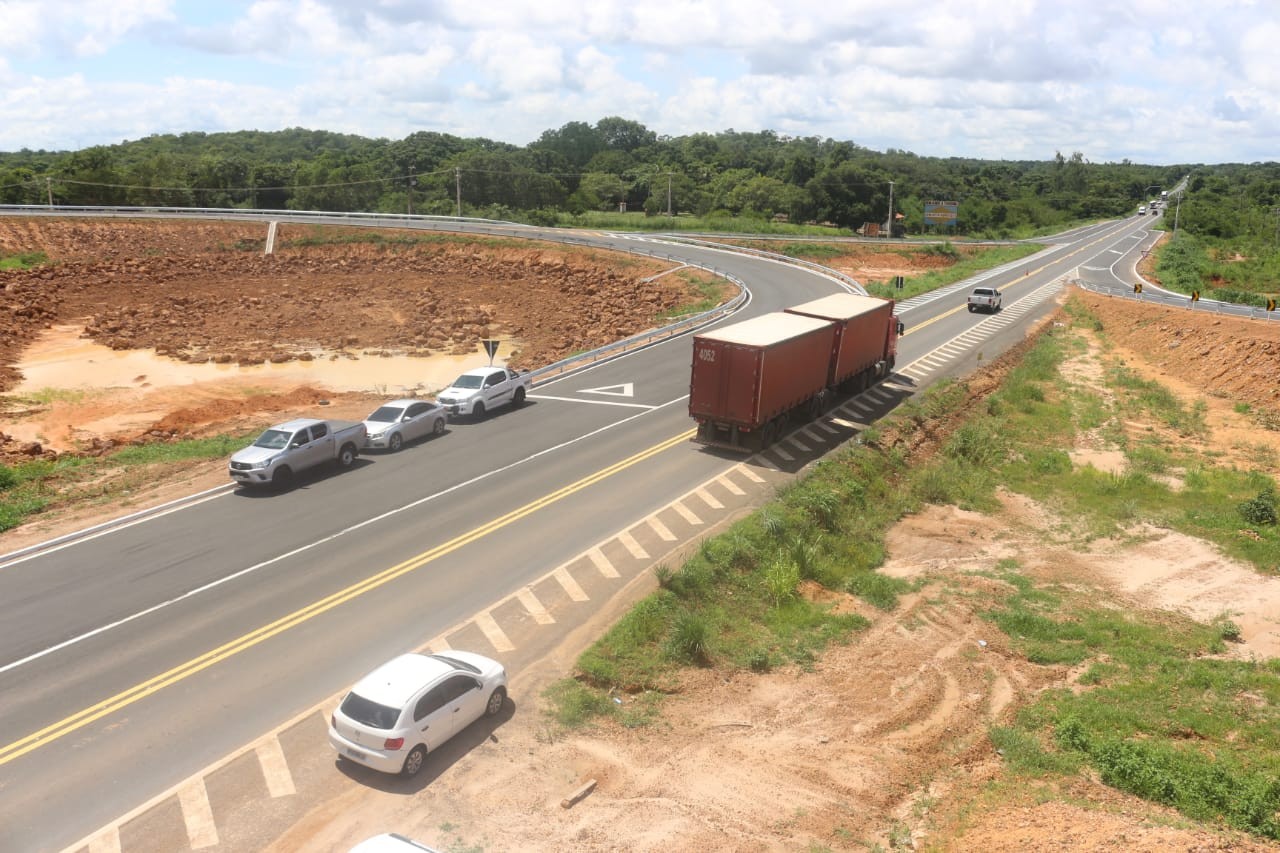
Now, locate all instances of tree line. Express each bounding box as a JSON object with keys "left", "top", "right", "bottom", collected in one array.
[{"left": 0, "top": 118, "right": 1228, "bottom": 239}]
